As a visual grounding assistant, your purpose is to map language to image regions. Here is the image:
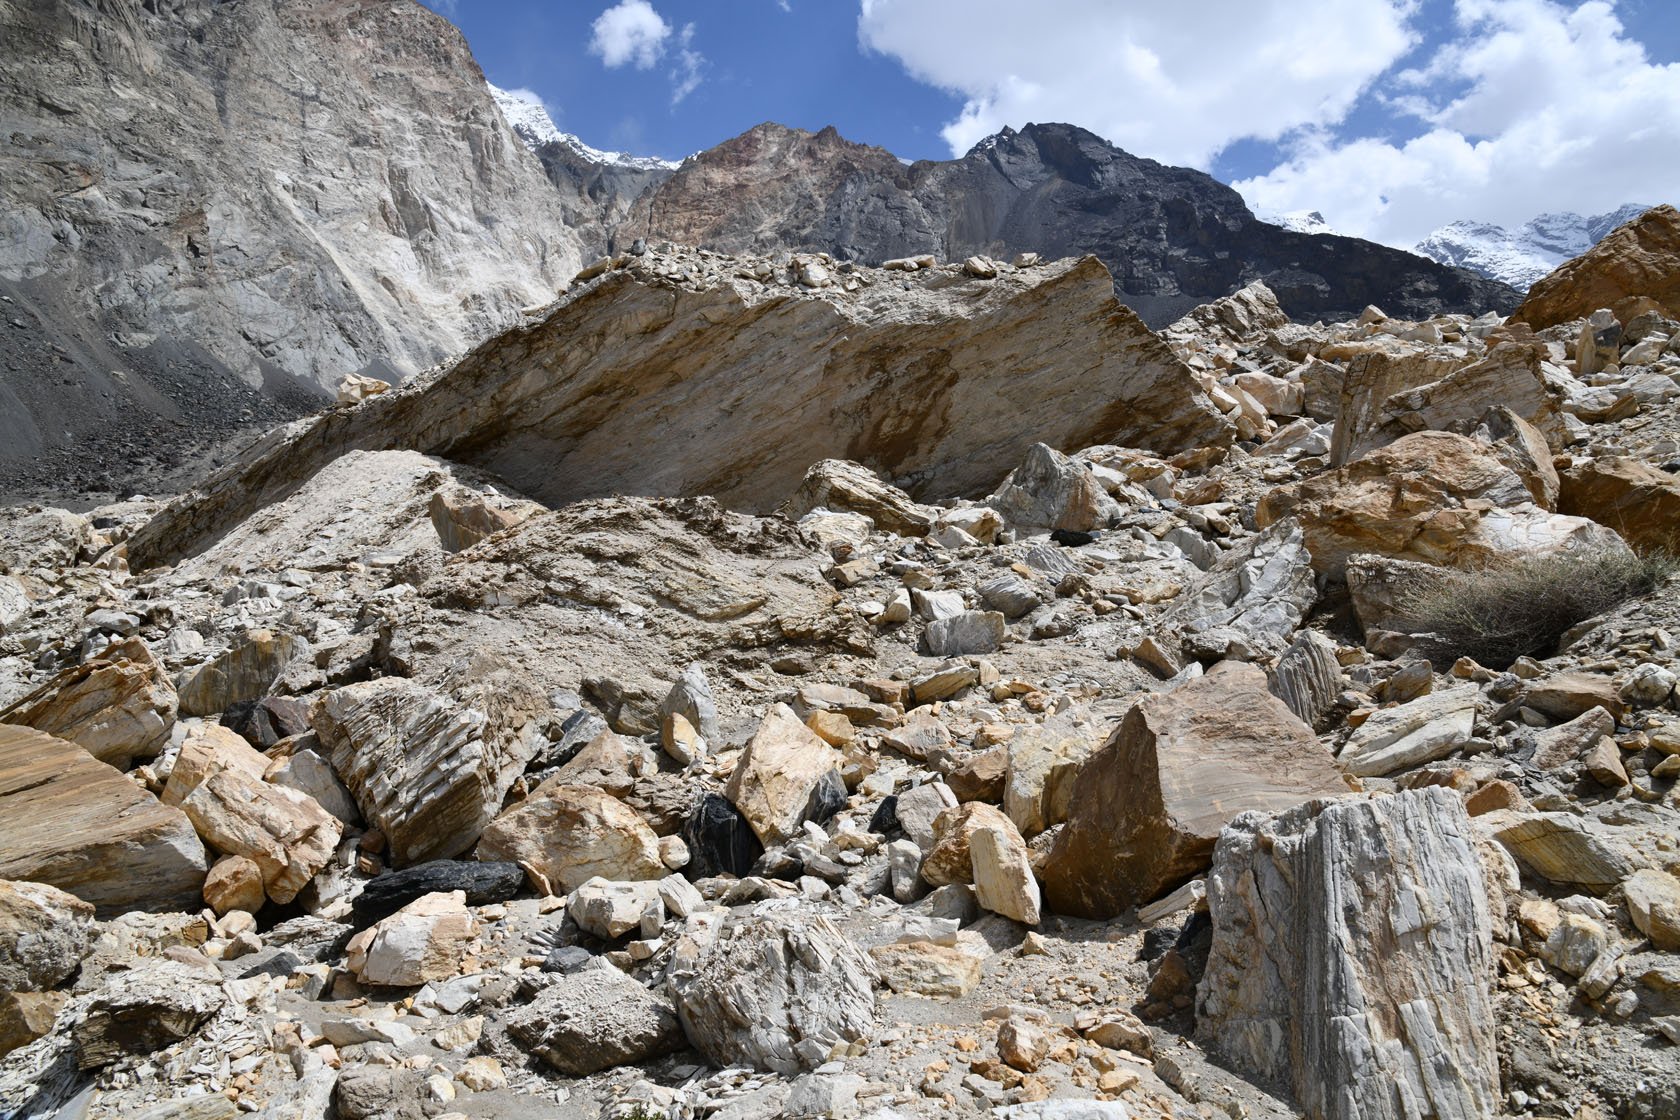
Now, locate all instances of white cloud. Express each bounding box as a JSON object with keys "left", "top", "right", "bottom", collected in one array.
[
  {"left": 1235, "top": 0, "right": 1680, "bottom": 246},
  {"left": 589, "top": 0, "right": 671, "bottom": 70},
  {"left": 669, "top": 23, "right": 706, "bottom": 105},
  {"left": 856, "top": 0, "right": 1419, "bottom": 169}
]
